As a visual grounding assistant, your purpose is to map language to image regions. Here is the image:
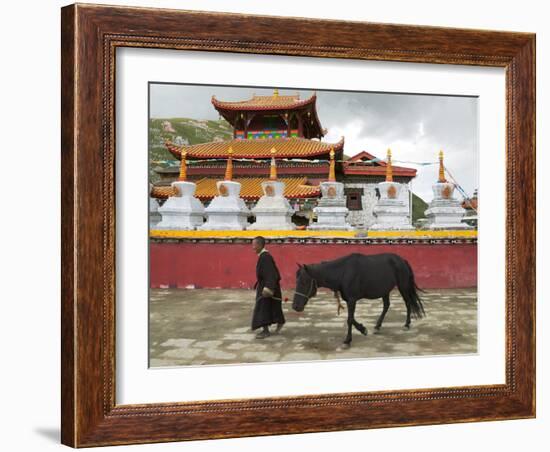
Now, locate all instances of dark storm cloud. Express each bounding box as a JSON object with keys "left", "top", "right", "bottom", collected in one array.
[{"left": 150, "top": 83, "right": 478, "bottom": 202}]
